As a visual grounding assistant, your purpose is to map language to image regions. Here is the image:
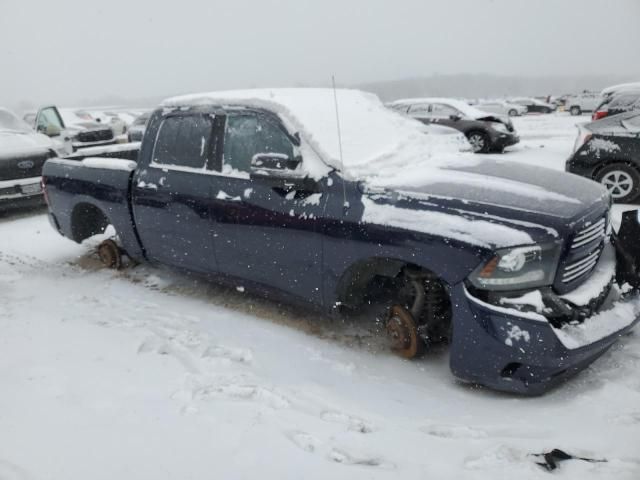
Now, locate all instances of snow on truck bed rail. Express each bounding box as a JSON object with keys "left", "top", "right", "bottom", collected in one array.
[
  {"left": 81, "top": 157, "right": 137, "bottom": 171},
  {"left": 49, "top": 157, "right": 137, "bottom": 171},
  {"left": 162, "top": 88, "right": 480, "bottom": 181}
]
